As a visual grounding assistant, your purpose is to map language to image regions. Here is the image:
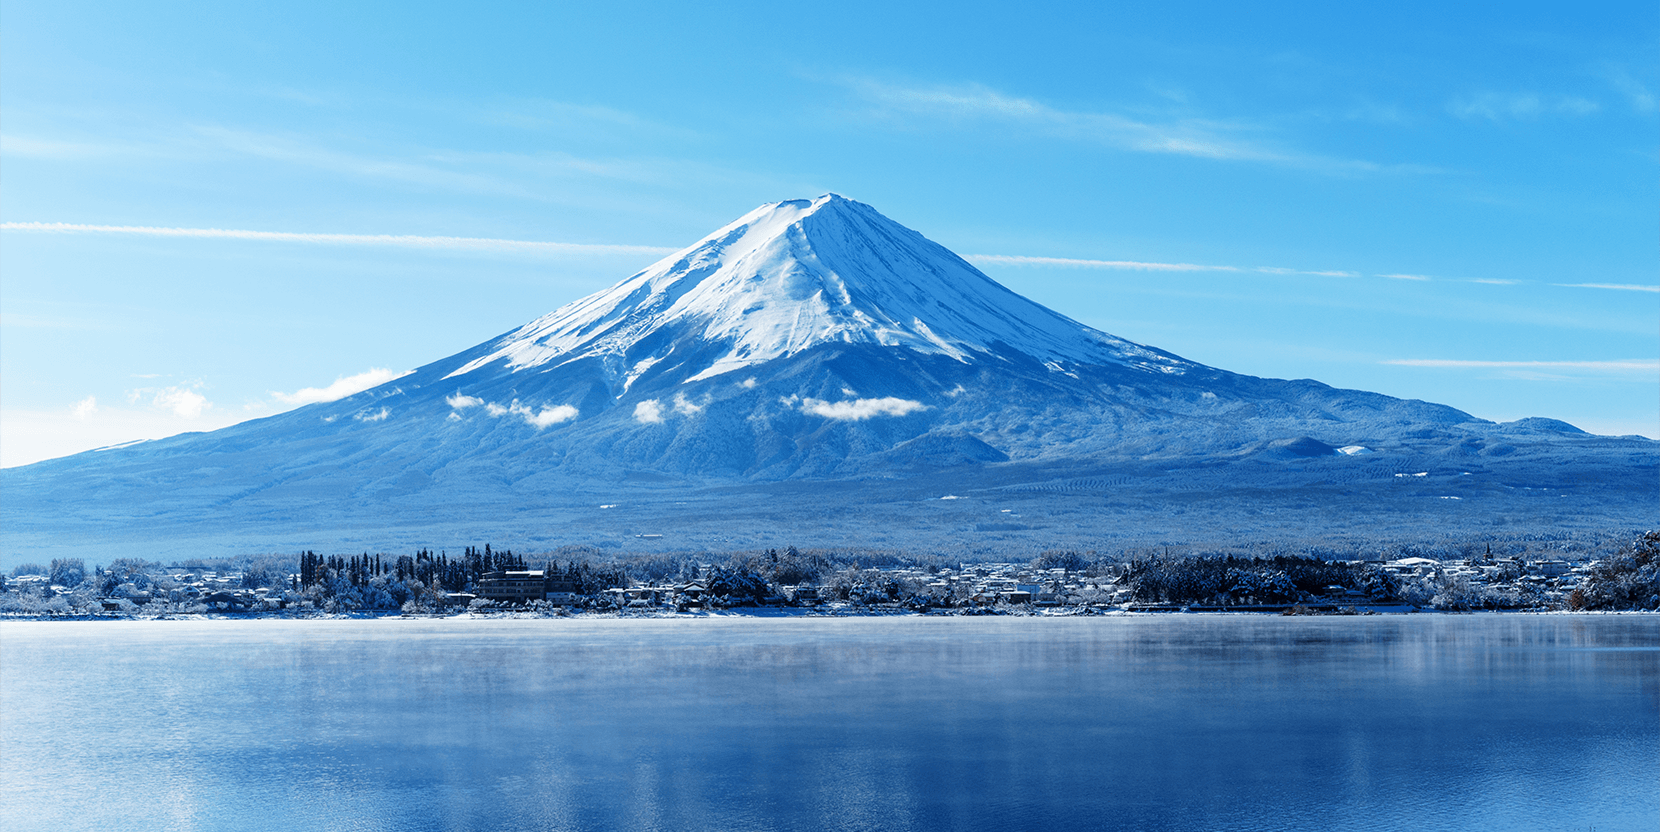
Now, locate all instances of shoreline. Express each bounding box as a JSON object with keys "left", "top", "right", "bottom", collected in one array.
[{"left": 5, "top": 606, "right": 1653, "bottom": 623}]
